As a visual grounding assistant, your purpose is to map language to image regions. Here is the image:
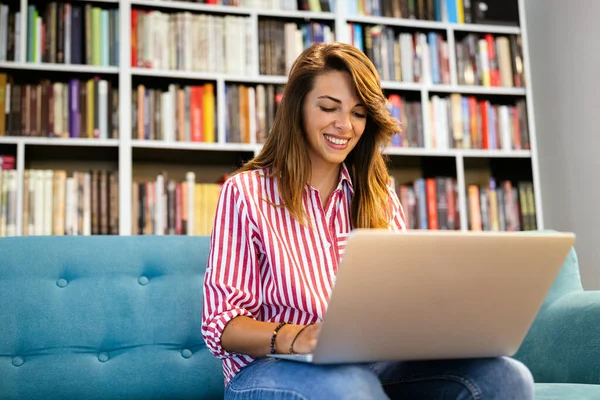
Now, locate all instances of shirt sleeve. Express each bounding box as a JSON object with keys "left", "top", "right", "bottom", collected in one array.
[
  {"left": 387, "top": 183, "right": 407, "bottom": 231},
  {"left": 201, "top": 177, "right": 261, "bottom": 359}
]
